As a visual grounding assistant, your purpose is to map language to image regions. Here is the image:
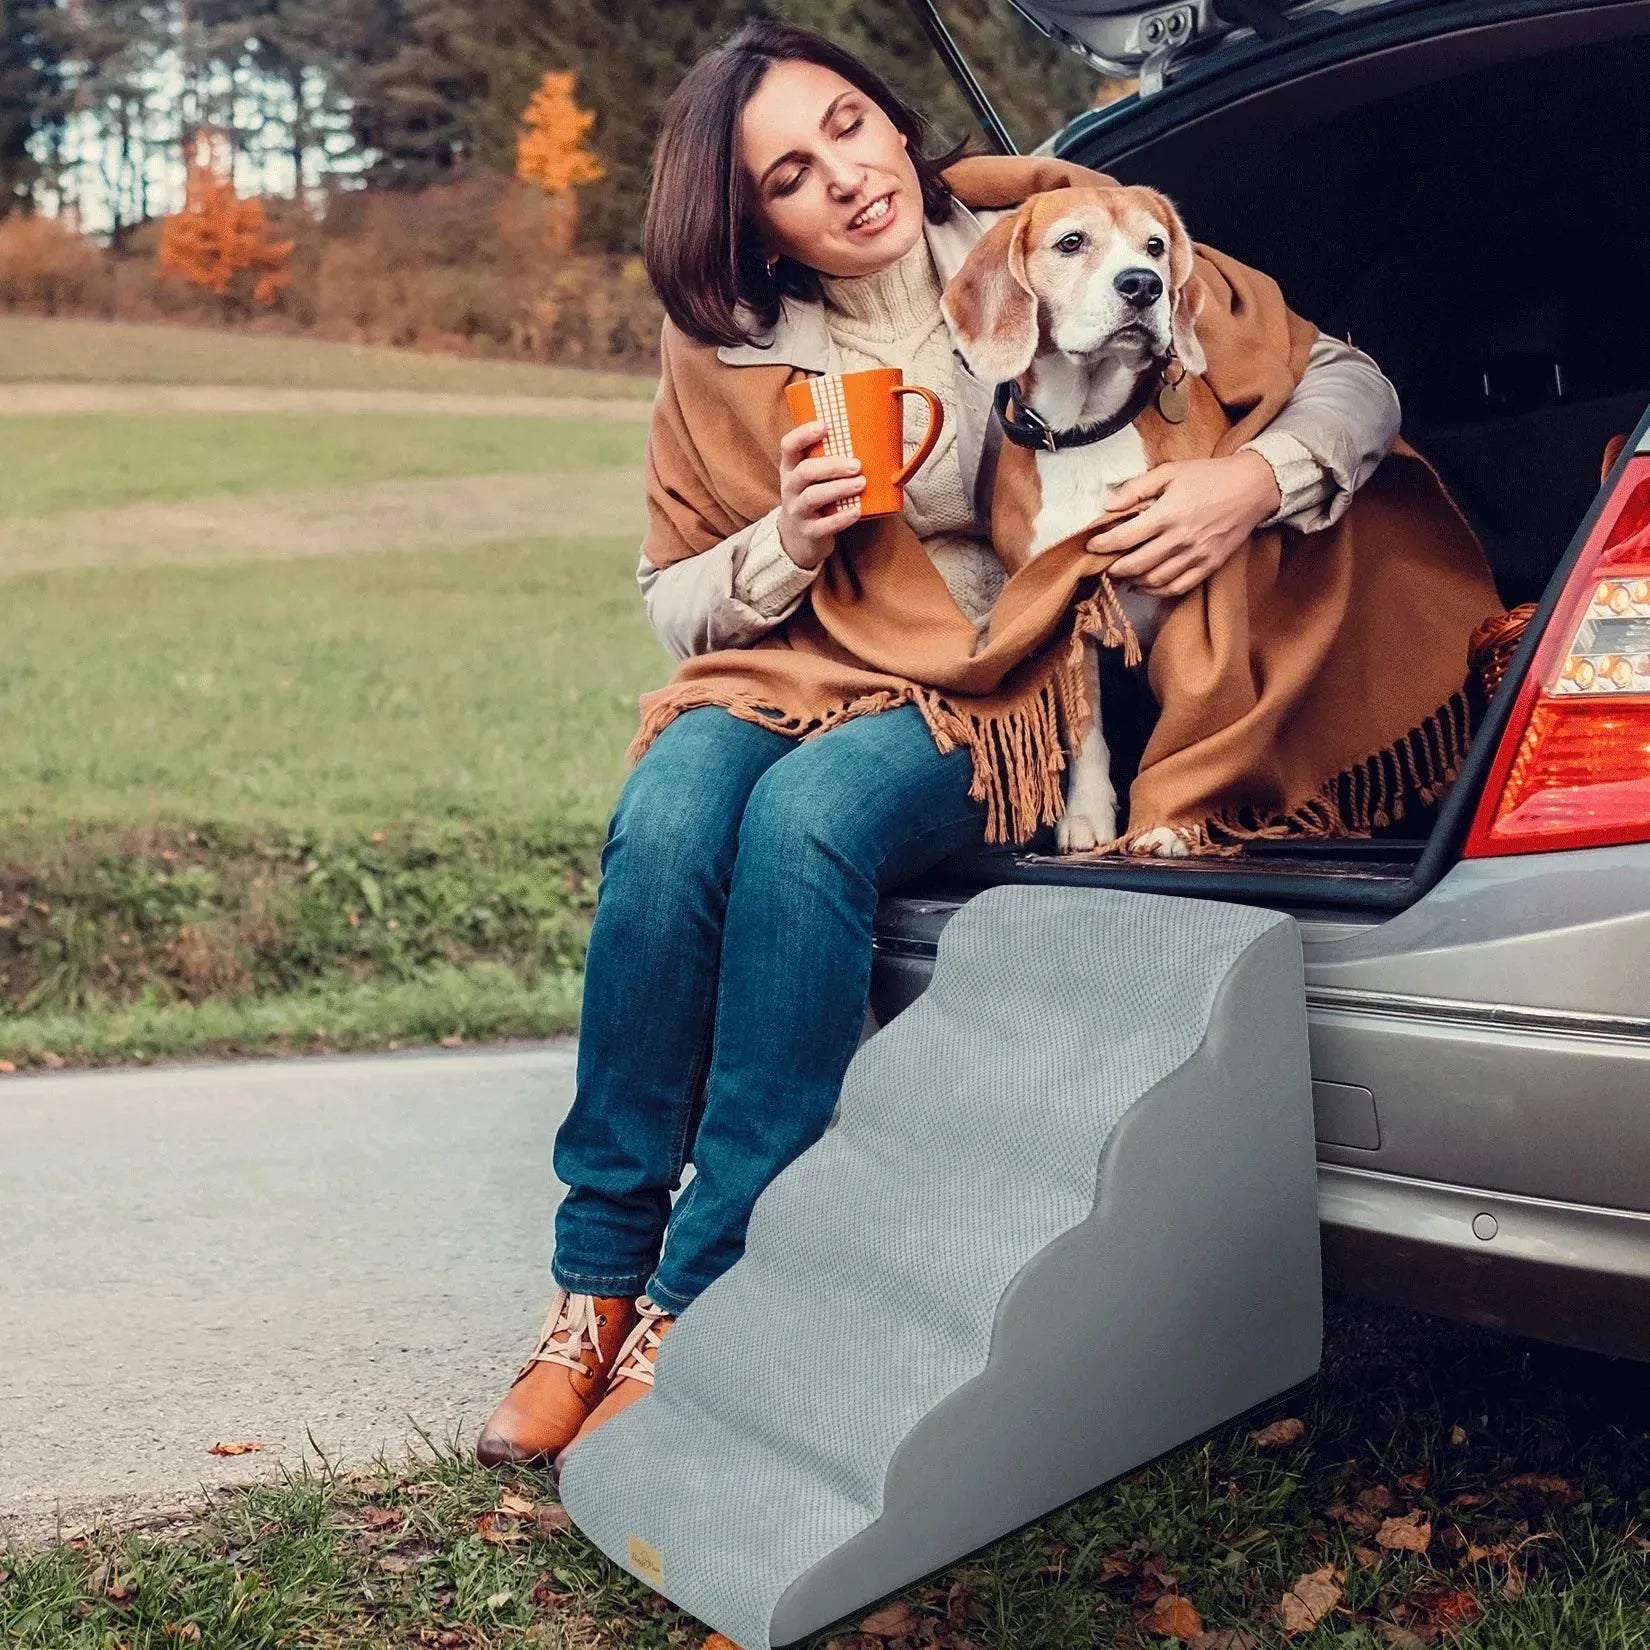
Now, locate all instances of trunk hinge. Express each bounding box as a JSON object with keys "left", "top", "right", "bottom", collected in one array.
[{"left": 902, "top": 0, "right": 1018, "bottom": 153}]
